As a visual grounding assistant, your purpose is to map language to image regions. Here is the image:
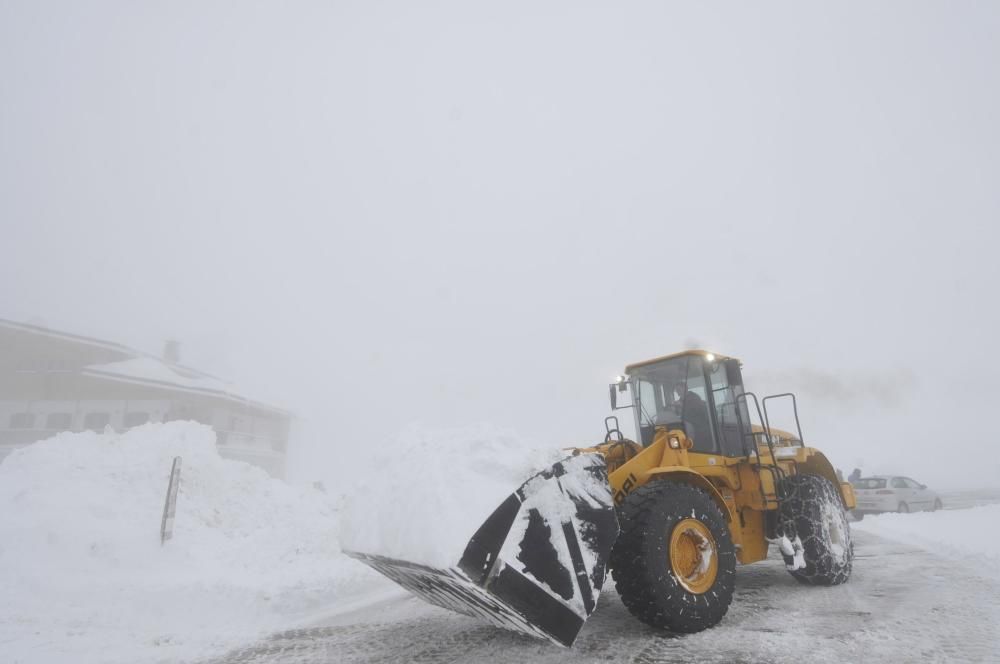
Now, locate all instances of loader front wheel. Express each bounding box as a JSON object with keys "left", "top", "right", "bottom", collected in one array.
[
  {"left": 778, "top": 474, "right": 853, "bottom": 586},
  {"left": 610, "top": 481, "right": 736, "bottom": 634}
]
